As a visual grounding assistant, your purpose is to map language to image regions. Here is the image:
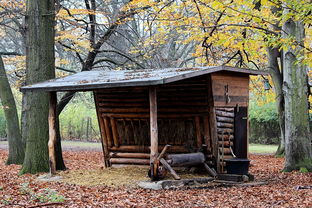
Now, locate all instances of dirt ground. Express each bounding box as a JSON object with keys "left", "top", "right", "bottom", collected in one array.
[{"left": 0, "top": 148, "right": 311, "bottom": 207}]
